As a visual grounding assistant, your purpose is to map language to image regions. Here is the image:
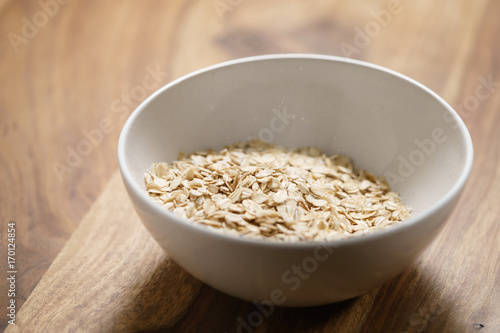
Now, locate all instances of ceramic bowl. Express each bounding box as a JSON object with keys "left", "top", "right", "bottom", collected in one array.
[{"left": 118, "top": 54, "right": 473, "bottom": 306}]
